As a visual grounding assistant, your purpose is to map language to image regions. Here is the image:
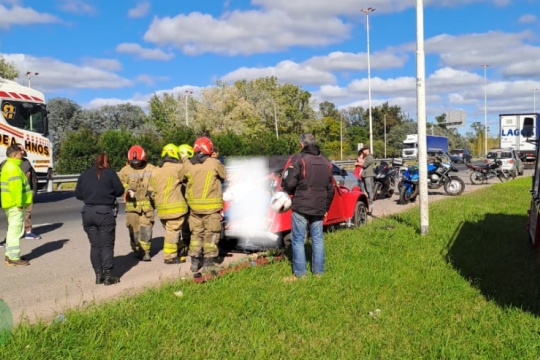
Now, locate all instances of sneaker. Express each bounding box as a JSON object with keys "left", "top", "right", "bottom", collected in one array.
[
  {"left": 283, "top": 275, "right": 307, "bottom": 283},
  {"left": 24, "top": 232, "right": 41, "bottom": 240},
  {"left": 4, "top": 257, "right": 30, "bottom": 266},
  {"left": 0, "top": 240, "right": 5, "bottom": 248}
]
